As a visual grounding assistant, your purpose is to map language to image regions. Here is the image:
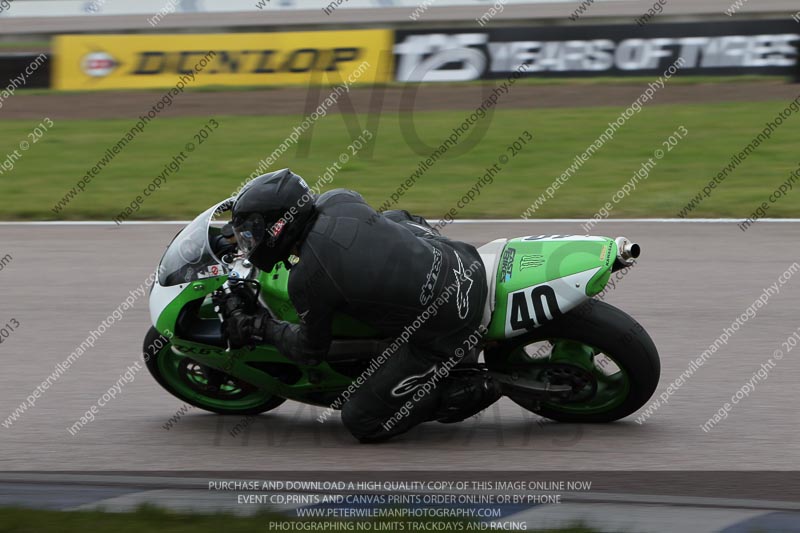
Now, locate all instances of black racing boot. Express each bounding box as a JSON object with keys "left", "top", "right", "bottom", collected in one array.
[{"left": 435, "top": 369, "right": 502, "bottom": 424}]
